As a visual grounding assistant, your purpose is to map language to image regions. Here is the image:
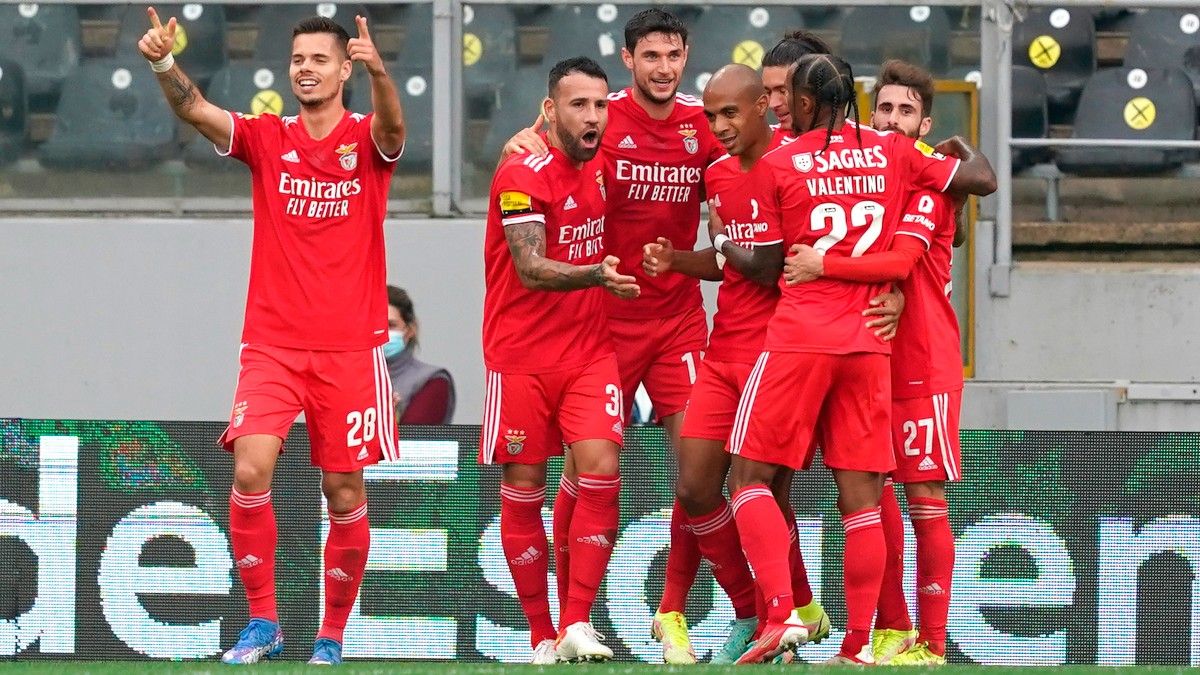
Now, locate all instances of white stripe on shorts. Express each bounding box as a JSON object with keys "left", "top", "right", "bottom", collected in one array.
[{"left": 728, "top": 352, "right": 770, "bottom": 455}]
